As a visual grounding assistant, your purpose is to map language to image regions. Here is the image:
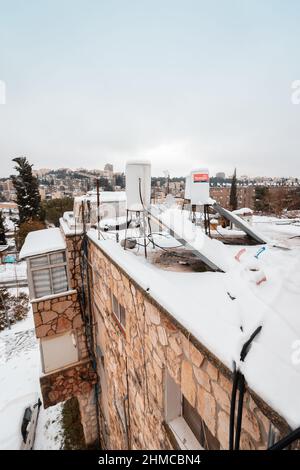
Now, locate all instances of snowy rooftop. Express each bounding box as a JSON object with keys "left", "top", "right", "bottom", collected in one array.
[
  {"left": 19, "top": 228, "right": 66, "bottom": 259},
  {"left": 232, "top": 207, "right": 253, "bottom": 215},
  {"left": 86, "top": 211, "right": 300, "bottom": 431}
]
